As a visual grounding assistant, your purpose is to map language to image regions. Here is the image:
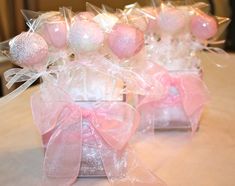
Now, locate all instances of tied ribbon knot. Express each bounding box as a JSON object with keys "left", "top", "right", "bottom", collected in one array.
[
  {"left": 138, "top": 65, "right": 209, "bottom": 132},
  {"left": 31, "top": 87, "right": 147, "bottom": 186},
  {"left": 0, "top": 68, "right": 43, "bottom": 106},
  {"left": 31, "top": 86, "right": 166, "bottom": 186},
  {"left": 0, "top": 49, "right": 71, "bottom": 106}
]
